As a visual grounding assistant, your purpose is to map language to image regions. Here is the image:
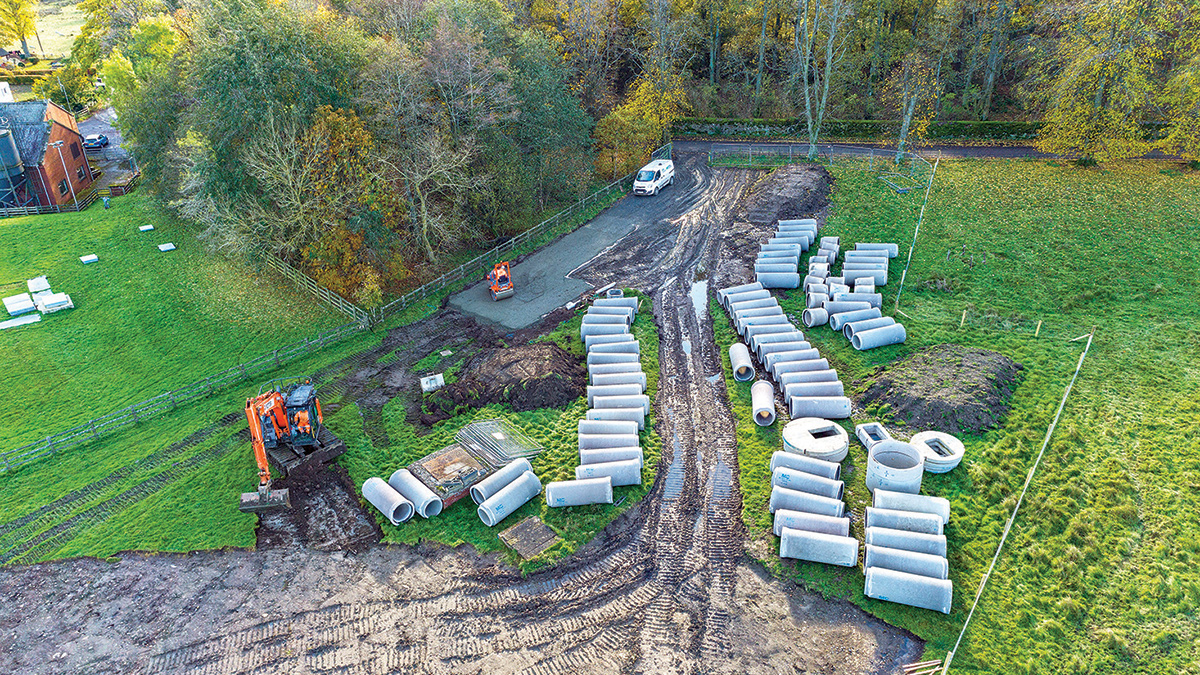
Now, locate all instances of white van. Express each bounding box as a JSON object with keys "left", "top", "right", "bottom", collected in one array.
[{"left": 633, "top": 159, "right": 674, "bottom": 196}]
